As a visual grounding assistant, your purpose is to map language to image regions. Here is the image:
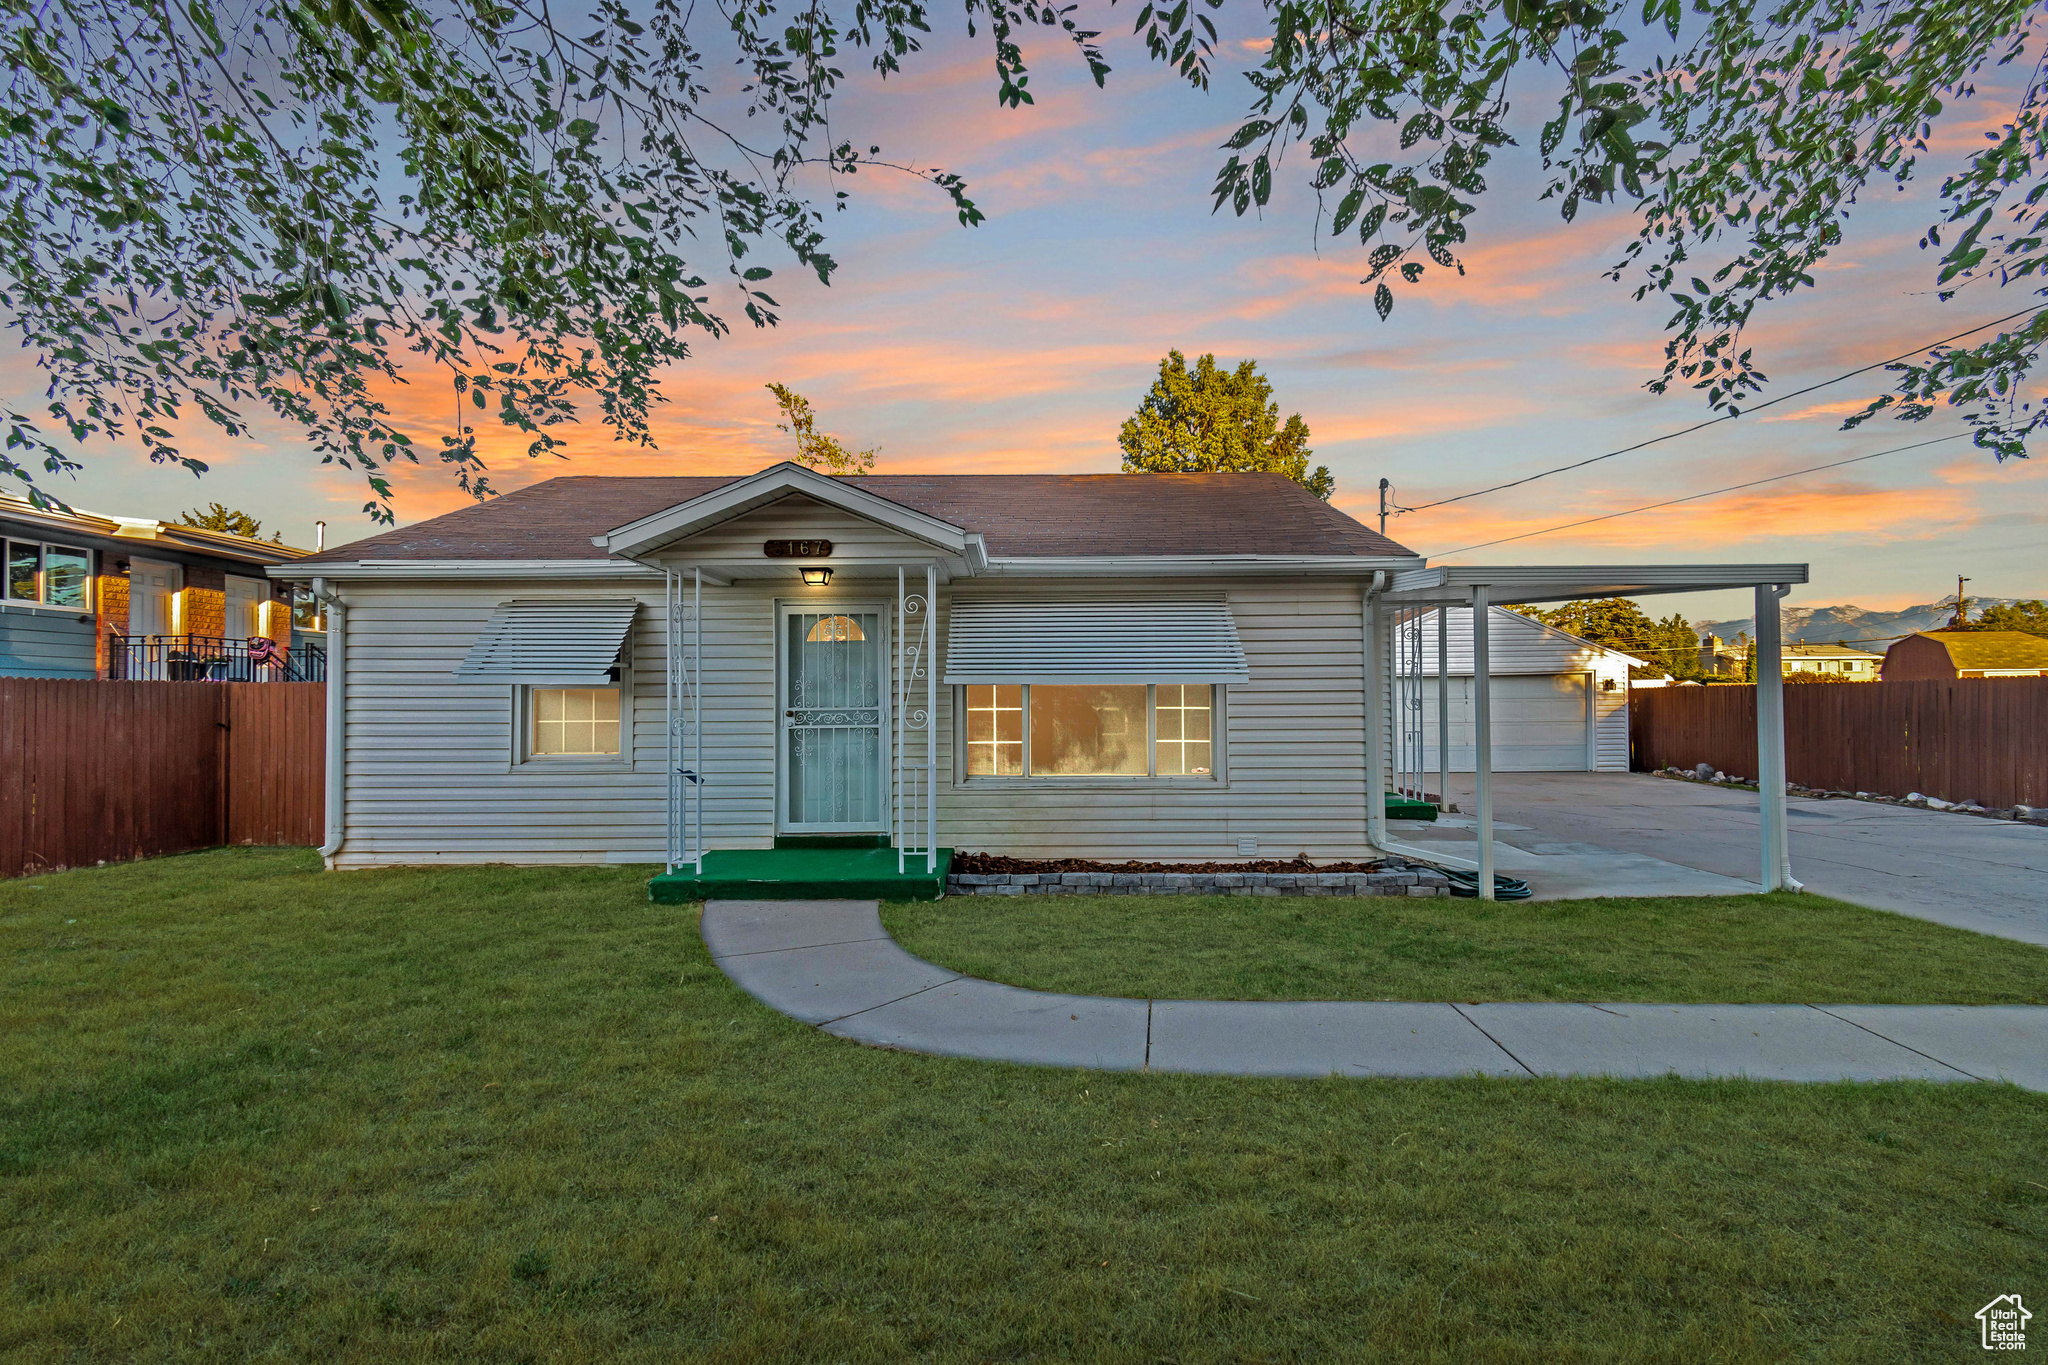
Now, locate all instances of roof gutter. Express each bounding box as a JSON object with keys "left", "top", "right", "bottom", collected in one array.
[
  {"left": 981, "top": 554, "right": 1426, "bottom": 579},
  {"left": 270, "top": 553, "right": 1422, "bottom": 582},
  {"left": 267, "top": 558, "right": 662, "bottom": 582}
]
